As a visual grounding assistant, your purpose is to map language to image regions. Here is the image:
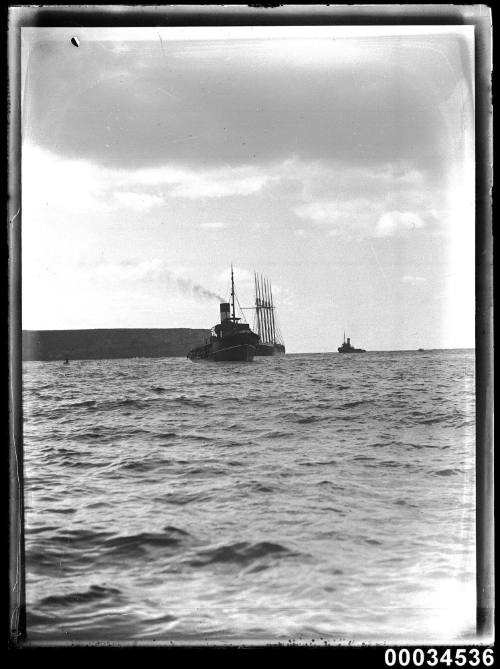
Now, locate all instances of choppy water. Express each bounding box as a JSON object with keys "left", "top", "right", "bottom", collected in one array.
[{"left": 23, "top": 350, "right": 476, "bottom": 644}]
